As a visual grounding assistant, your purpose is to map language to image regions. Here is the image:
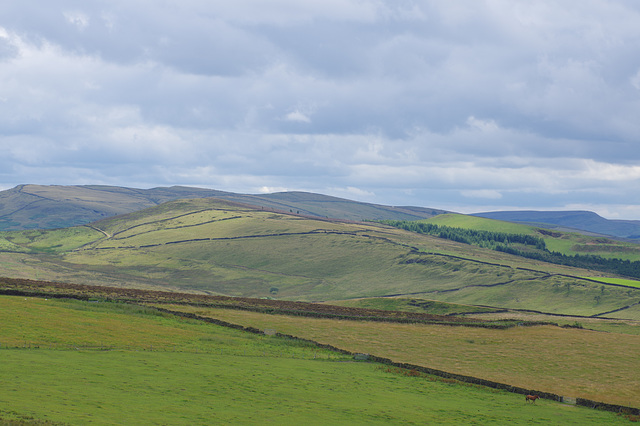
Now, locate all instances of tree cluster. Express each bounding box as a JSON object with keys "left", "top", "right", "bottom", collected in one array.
[{"left": 380, "top": 220, "right": 640, "bottom": 279}]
